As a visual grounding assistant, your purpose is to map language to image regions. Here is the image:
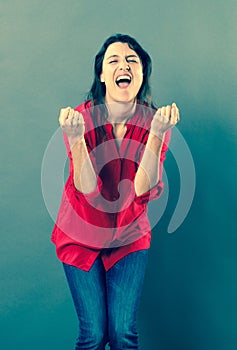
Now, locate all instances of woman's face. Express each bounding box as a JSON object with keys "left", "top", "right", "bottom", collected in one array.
[{"left": 100, "top": 42, "right": 143, "bottom": 104}]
